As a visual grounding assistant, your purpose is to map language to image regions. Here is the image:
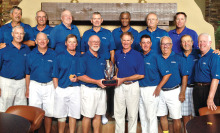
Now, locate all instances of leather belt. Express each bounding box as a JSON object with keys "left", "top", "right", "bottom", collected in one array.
[
  {"left": 162, "top": 85, "right": 180, "bottom": 91},
  {"left": 123, "top": 81, "right": 133, "bottom": 85},
  {"left": 187, "top": 84, "right": 195, "bottom": 87},
  {"left": 195, "top": 82, "right": 210, "bottom": 86}
]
